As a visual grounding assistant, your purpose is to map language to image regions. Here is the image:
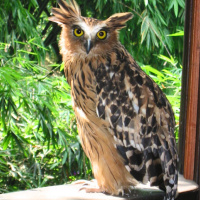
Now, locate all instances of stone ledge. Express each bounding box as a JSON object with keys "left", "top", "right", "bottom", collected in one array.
[{"left": 0, "top": 174, "right": 198, "bottom": 200}]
